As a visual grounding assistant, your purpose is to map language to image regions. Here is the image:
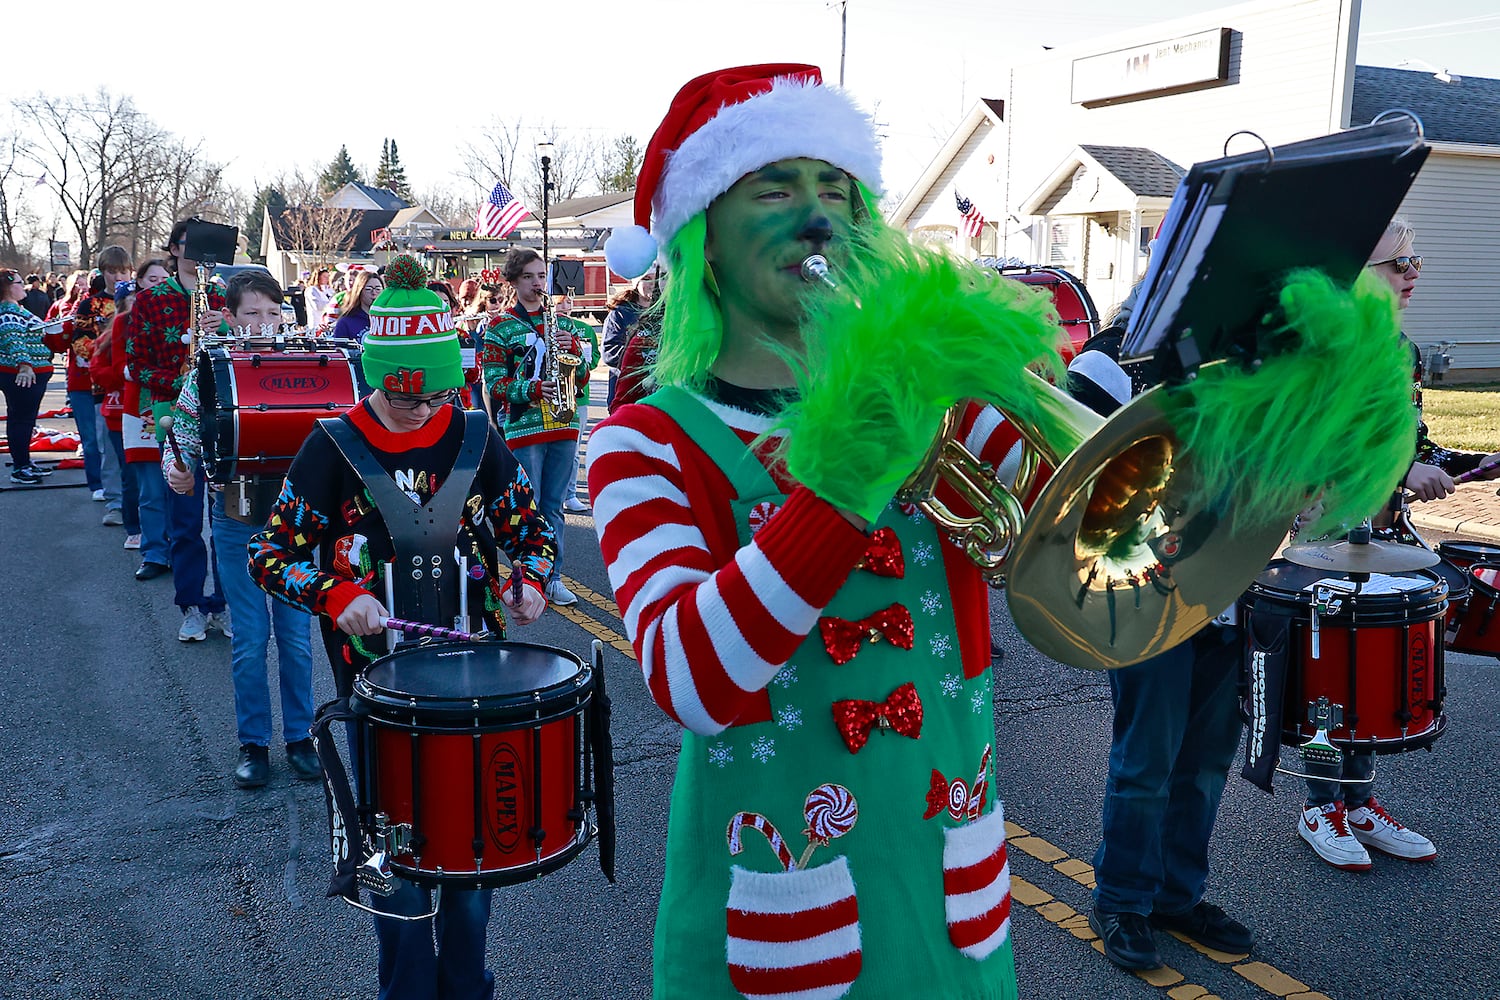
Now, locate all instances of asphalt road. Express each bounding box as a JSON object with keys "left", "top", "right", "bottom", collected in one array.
[{"left": 2, "top": 413, "right": 1497, "bottom": 999}]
